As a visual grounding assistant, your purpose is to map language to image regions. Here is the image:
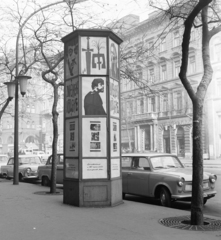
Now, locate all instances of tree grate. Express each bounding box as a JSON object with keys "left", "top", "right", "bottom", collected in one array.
[{"left": 159, "top": 215, "right": 221, "bottom": 231}]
